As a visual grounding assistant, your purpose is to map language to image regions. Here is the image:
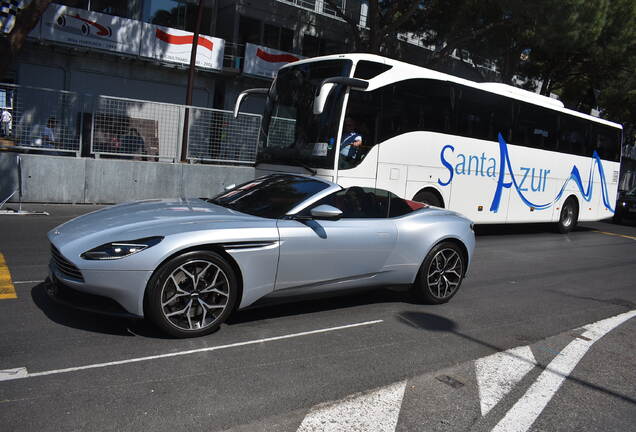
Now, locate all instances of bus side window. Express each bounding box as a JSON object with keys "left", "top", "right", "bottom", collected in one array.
[
  {"left": 558, "top": 115, "right": 589, "bottom": 157},
  {"left": 377, "top": 79, "right": 452, "bottom": 143},
  {"left": 339, "top": 87, "right": 381, "bottom": 169},
  {"left": 457, "top": 86, "right": 488, "bottom": 140},
  {"left": 455, "top": 86, "right": 512, "bottom": 142},
  {"left": 514, "top": 102, "right": 557, "bottom": 151},
  {"left": 591, "top": 125, "right": 621, "bottom": 162}
]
